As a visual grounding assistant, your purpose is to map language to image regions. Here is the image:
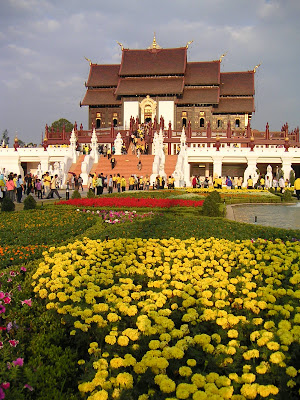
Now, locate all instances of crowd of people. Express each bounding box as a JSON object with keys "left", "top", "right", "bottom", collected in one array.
[{"left": 0, "top": 171, "right": 63, "bottom": 203}]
